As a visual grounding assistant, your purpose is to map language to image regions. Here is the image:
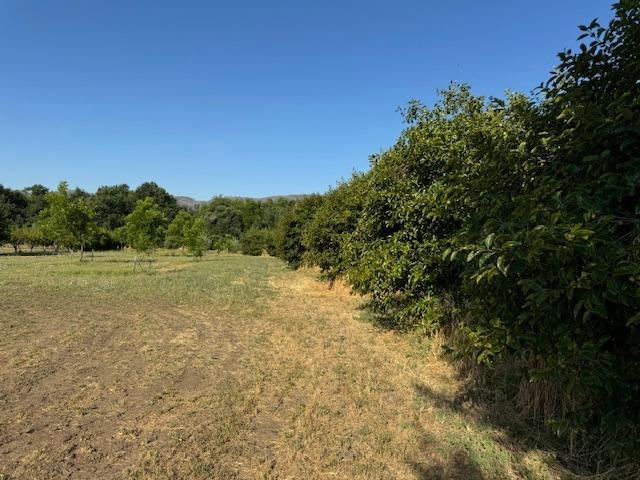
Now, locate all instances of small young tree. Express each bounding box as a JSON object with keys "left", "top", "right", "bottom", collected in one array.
[
  {"left": 165, "top": 209, "right": 192, "bottom": 253},
  {"left": 184, "top": 216, "right": 207, "bottom": 259},
  {"left": 23, "top": 226, "right": 44, "bottom": 252},
  {"left": 12, "top": 225, "right": 44, "bottom": 252},
  {"left": 124, "top": 197, "right": 167, "bottom": 264},
  {"left": 8, "top": 225, "right": 27, "bottom": 253}
]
